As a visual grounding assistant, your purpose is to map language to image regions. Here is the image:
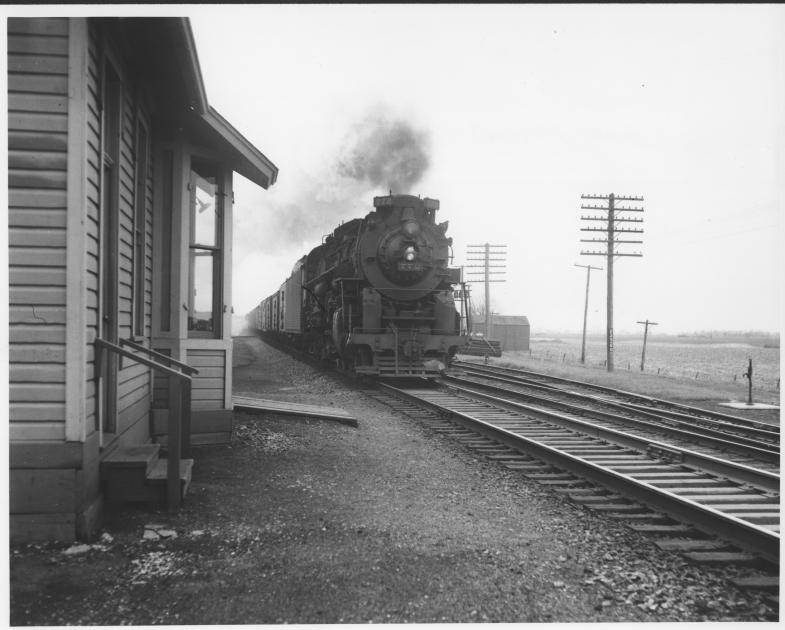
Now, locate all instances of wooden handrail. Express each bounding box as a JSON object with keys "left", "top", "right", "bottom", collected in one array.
[
  {"left": 95, "top": 337, "right": 189, "bottom": 381},
  {"left": 119, "top": 337, "right": 199, "bottom": 375},
  {"left": 94, "top": 337, "right": 193, "bottom": 512}
]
